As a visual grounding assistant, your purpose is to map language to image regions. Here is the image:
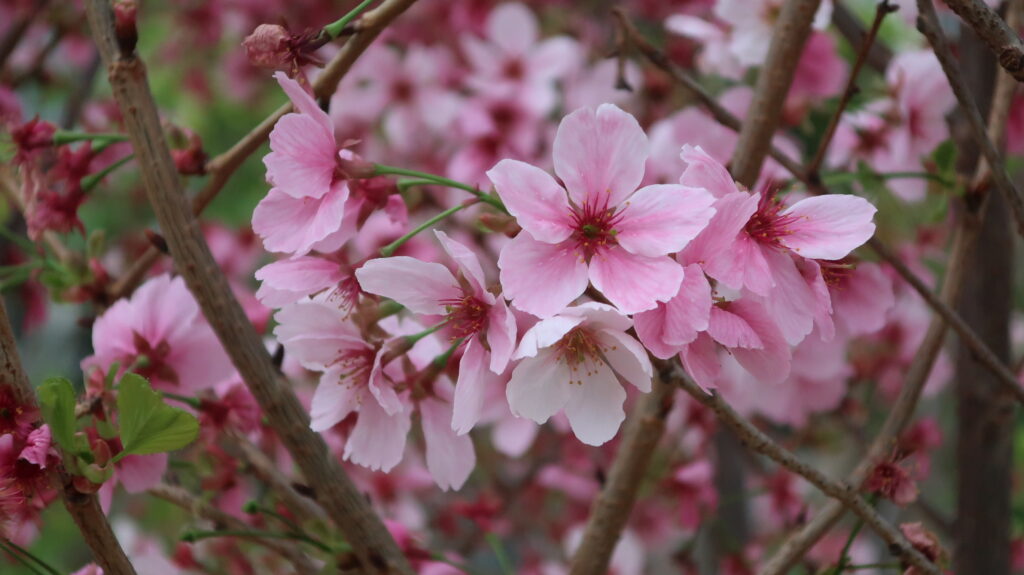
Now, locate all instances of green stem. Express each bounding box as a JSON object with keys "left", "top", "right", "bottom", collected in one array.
[
  {"left": 377, "top": 300, "right": 405, "bottom": 319},
  {"left": 432, "top": 338, "right": 464, "bottom": 369},
  {"left": 831, "top": 494, "right": 876, "bottom": 574},
  {"left": 0, "top": 539, "right": 59, "bottom": 575},
  {"left": 0, "top": 223, "right": 37, "bottom": 252},
  {"left": 52, "top": 131, "right": 129, "bottom": 146},
  {"left": 245, "top": 501, "right": 303, "bottom": 533},
  {"left": 397, "top": 178, "right": 438, "bottom": 193},
  {"left": 485, "top": 533, "right": 514, "bottom": 575},
  {"left": 323, "top": 0, "right": 376, "bottom": 38},
  {"left": 181, "top": 529, "right": 333, "bottom": 553},
  {"left": 380, "top": 202, "right": 471, "bottom": 257},
  {"left": 405, "top": 320, "right": 448, "bottom": 346},
  {"left": 162, "top": 391, "right": 202, "bottom": 410},
  {"left": 82, "top": 154, "right": 134, "bottom": 192},
  {"left": 373, "top": 164, "right": 507, "bottom": 213}
]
